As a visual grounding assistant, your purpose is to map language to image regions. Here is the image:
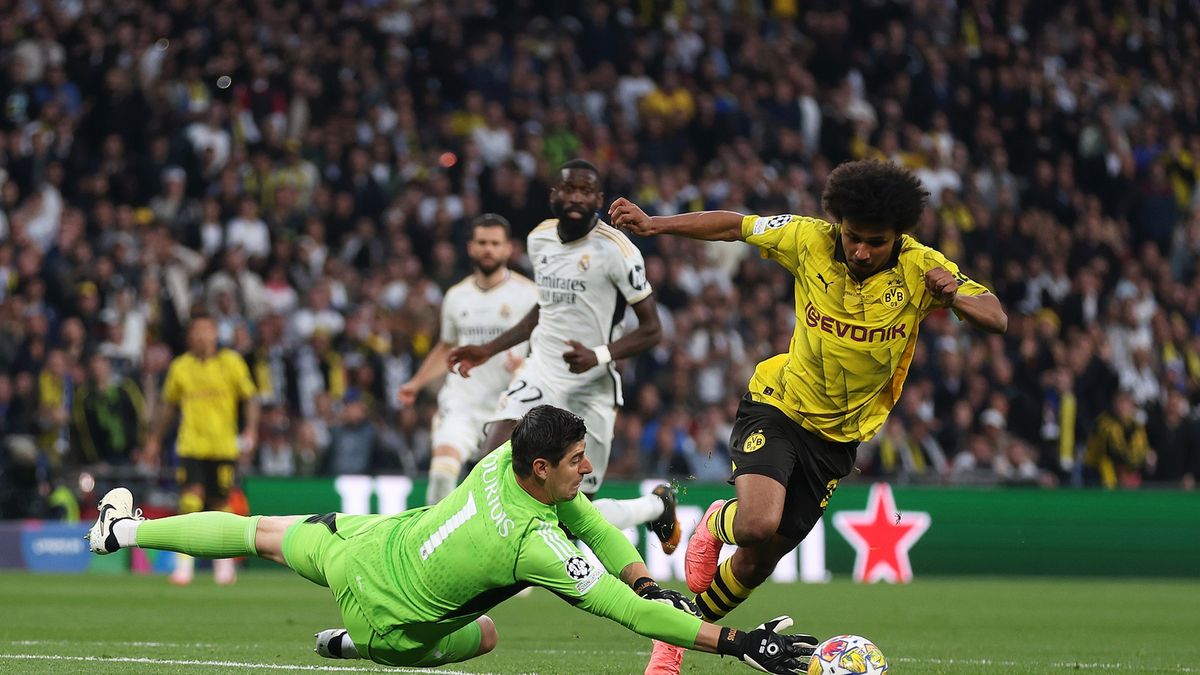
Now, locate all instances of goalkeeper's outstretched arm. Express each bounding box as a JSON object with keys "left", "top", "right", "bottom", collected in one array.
[{"left": 516, "top": 522, "right": 815, "bottom": 672}]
